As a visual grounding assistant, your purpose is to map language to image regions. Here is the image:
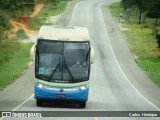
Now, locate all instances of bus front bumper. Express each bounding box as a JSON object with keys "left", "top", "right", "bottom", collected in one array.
[{"left": 34, "top": 86, "right": 89, "bottom": 102}]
